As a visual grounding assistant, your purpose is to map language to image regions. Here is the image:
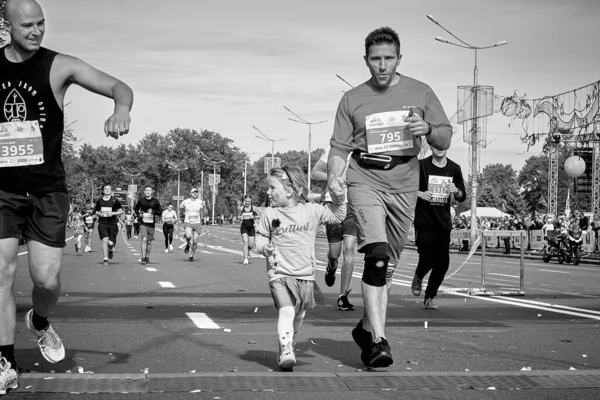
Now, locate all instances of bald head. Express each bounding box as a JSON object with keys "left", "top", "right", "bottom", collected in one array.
[
  {"left": 3, "top": 0, "right": 45, "bottom": 55},
  {"left": 4, "top": 0, "right": 43, "bottom": 23}
]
